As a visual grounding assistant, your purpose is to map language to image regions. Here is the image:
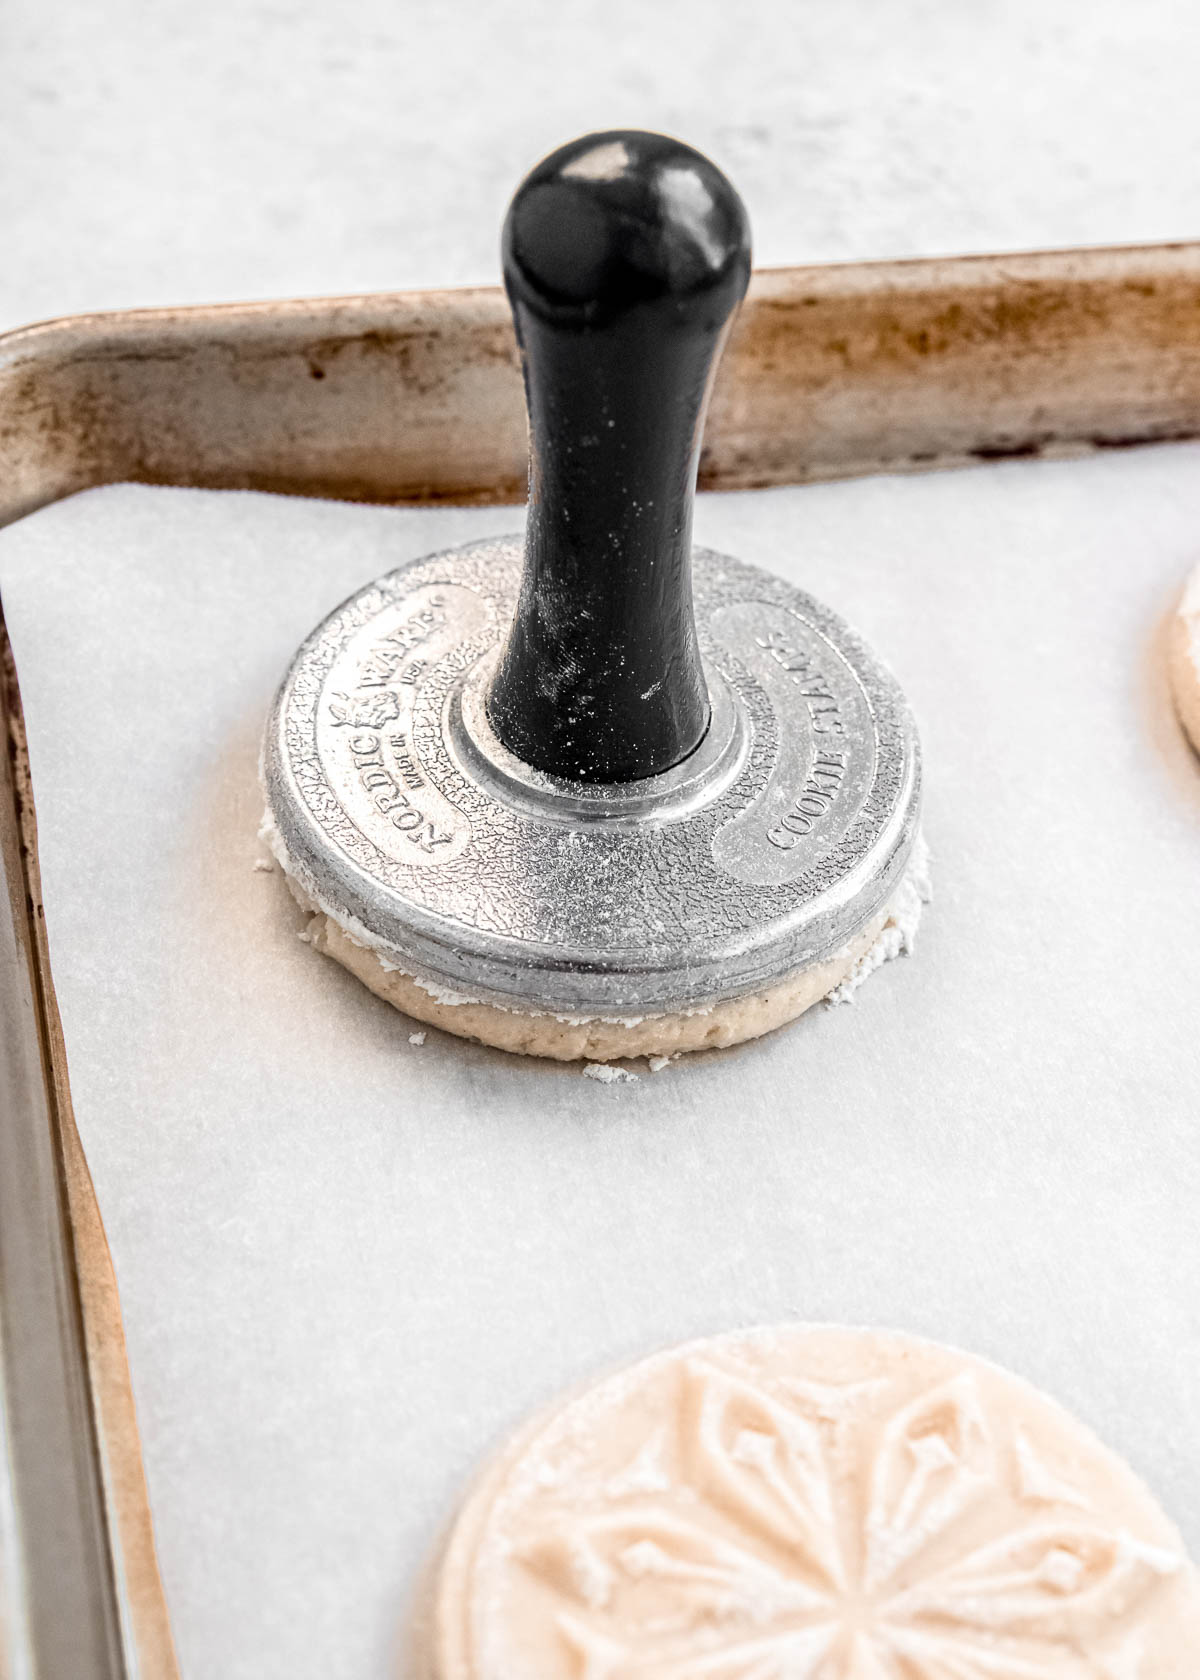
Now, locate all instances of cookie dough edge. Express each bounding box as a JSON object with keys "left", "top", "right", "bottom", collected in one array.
[
  {"left": 310, "top": 907, "right": 893, "bottom": 1060},
  {"left": 1168, "top": 584, "right": 1200, "bottom": 755}
]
